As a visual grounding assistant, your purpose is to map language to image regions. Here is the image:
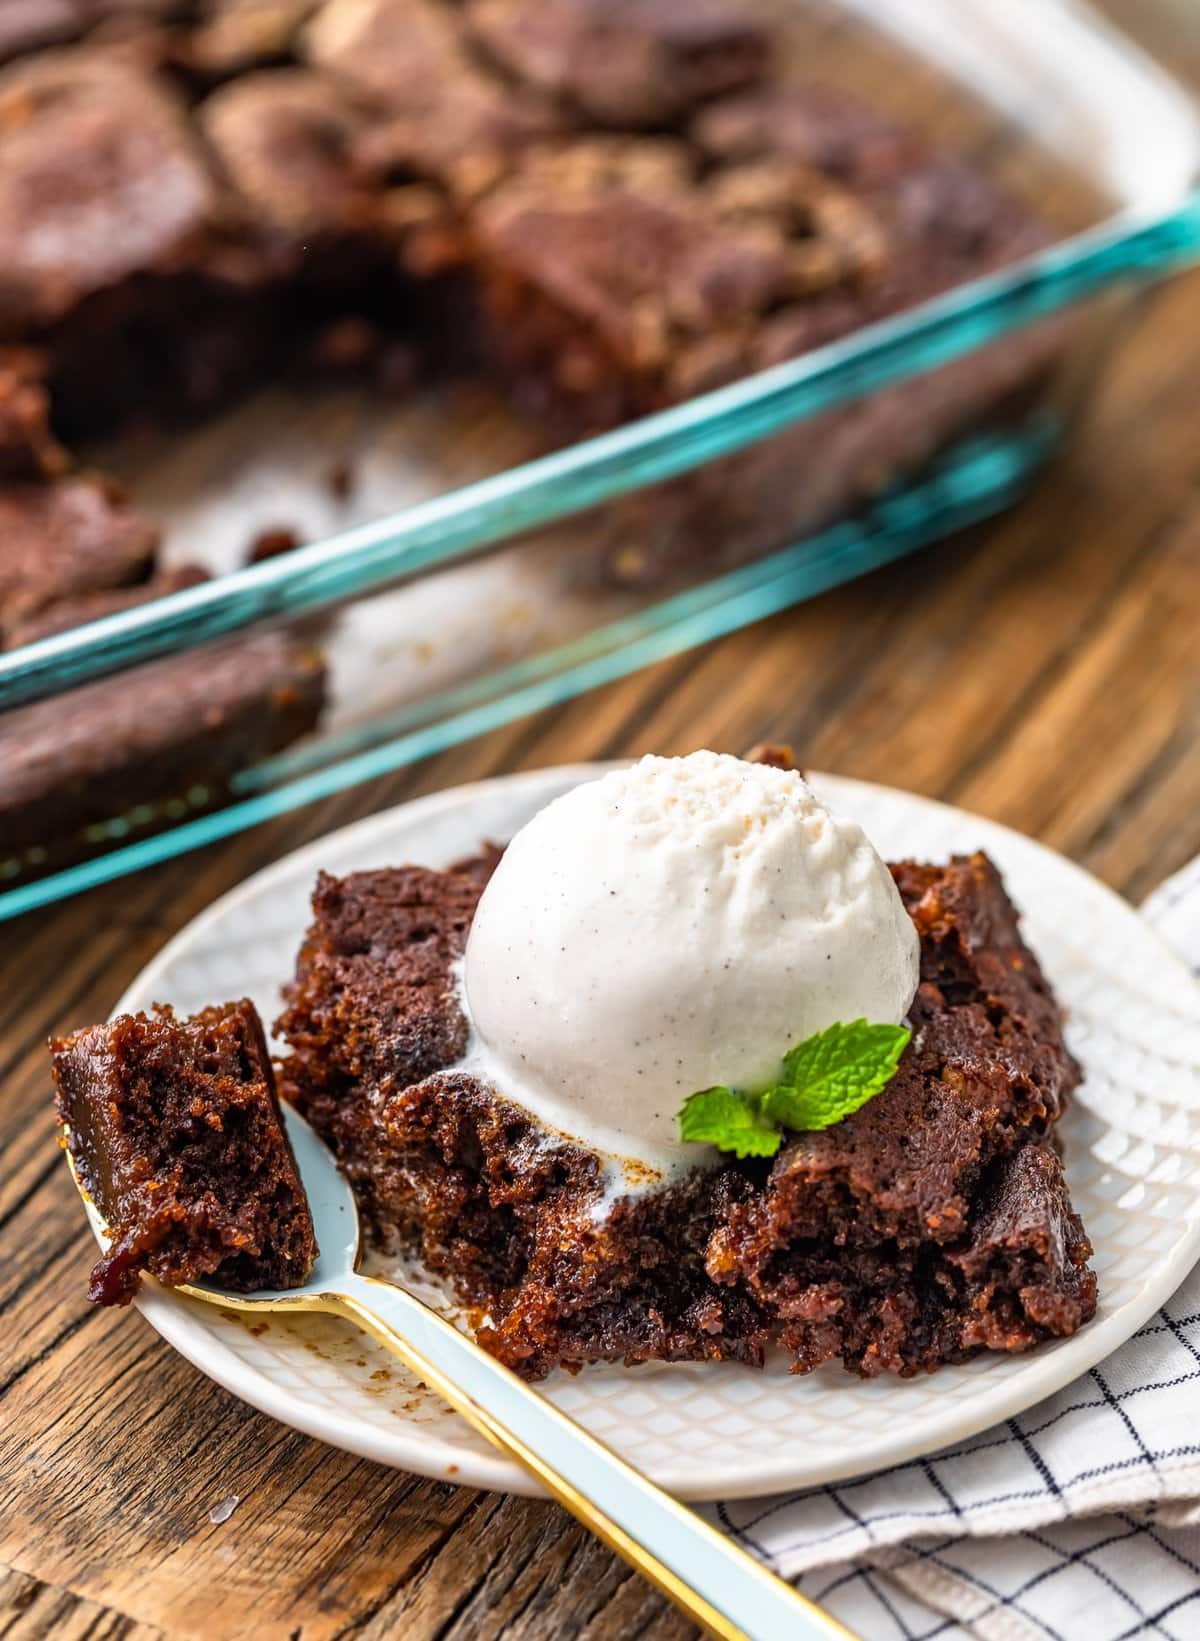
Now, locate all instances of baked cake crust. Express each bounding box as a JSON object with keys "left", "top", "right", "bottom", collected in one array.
[{"left": 1, "top": 2, "right": 1054, "bottom": 462}]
